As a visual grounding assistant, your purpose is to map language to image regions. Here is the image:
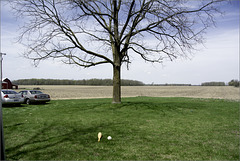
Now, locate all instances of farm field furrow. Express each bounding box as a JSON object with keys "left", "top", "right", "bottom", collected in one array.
[{"left": 17, "top": 85, "right": 239, "bottom": 100}]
